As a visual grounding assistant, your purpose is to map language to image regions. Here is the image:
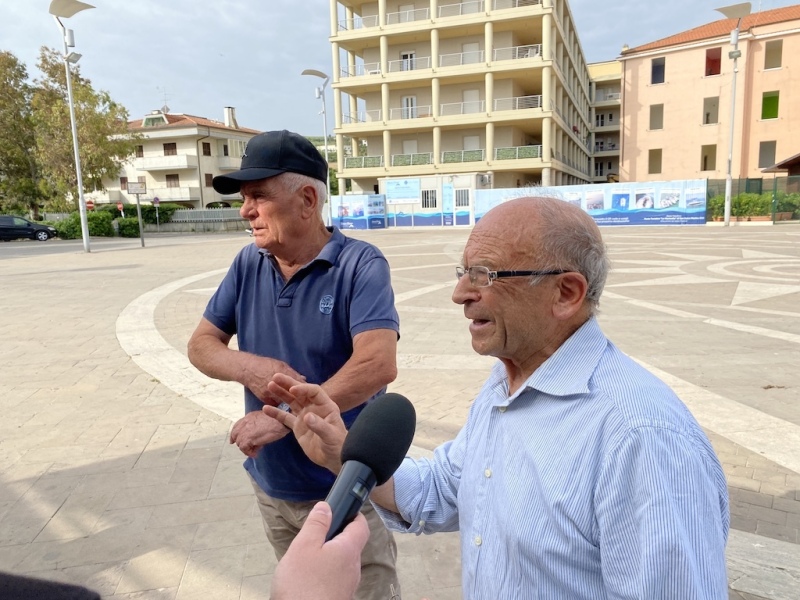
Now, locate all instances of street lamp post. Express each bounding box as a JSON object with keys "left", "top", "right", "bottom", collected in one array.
[
  {"left": 49, "top": 0, "right": 95, "bottom": 252},
  {"left": 715, "top": 2, "right": 751, "bottom": 227},
  {"left": 301, "top": 69, "right": 333, "bottom": 227}
]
